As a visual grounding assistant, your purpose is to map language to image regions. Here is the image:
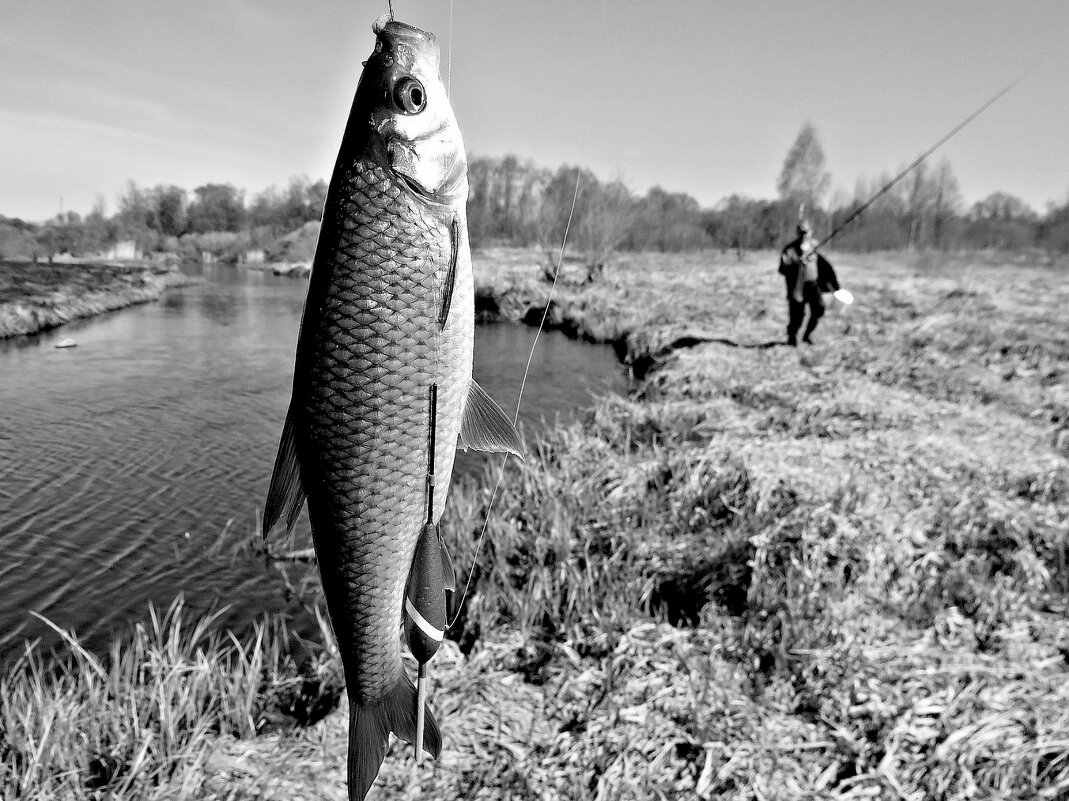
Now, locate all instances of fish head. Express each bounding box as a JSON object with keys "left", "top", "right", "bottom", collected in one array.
[{"left": 357, "top": 17, "right": 467, "bottom": 206}]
